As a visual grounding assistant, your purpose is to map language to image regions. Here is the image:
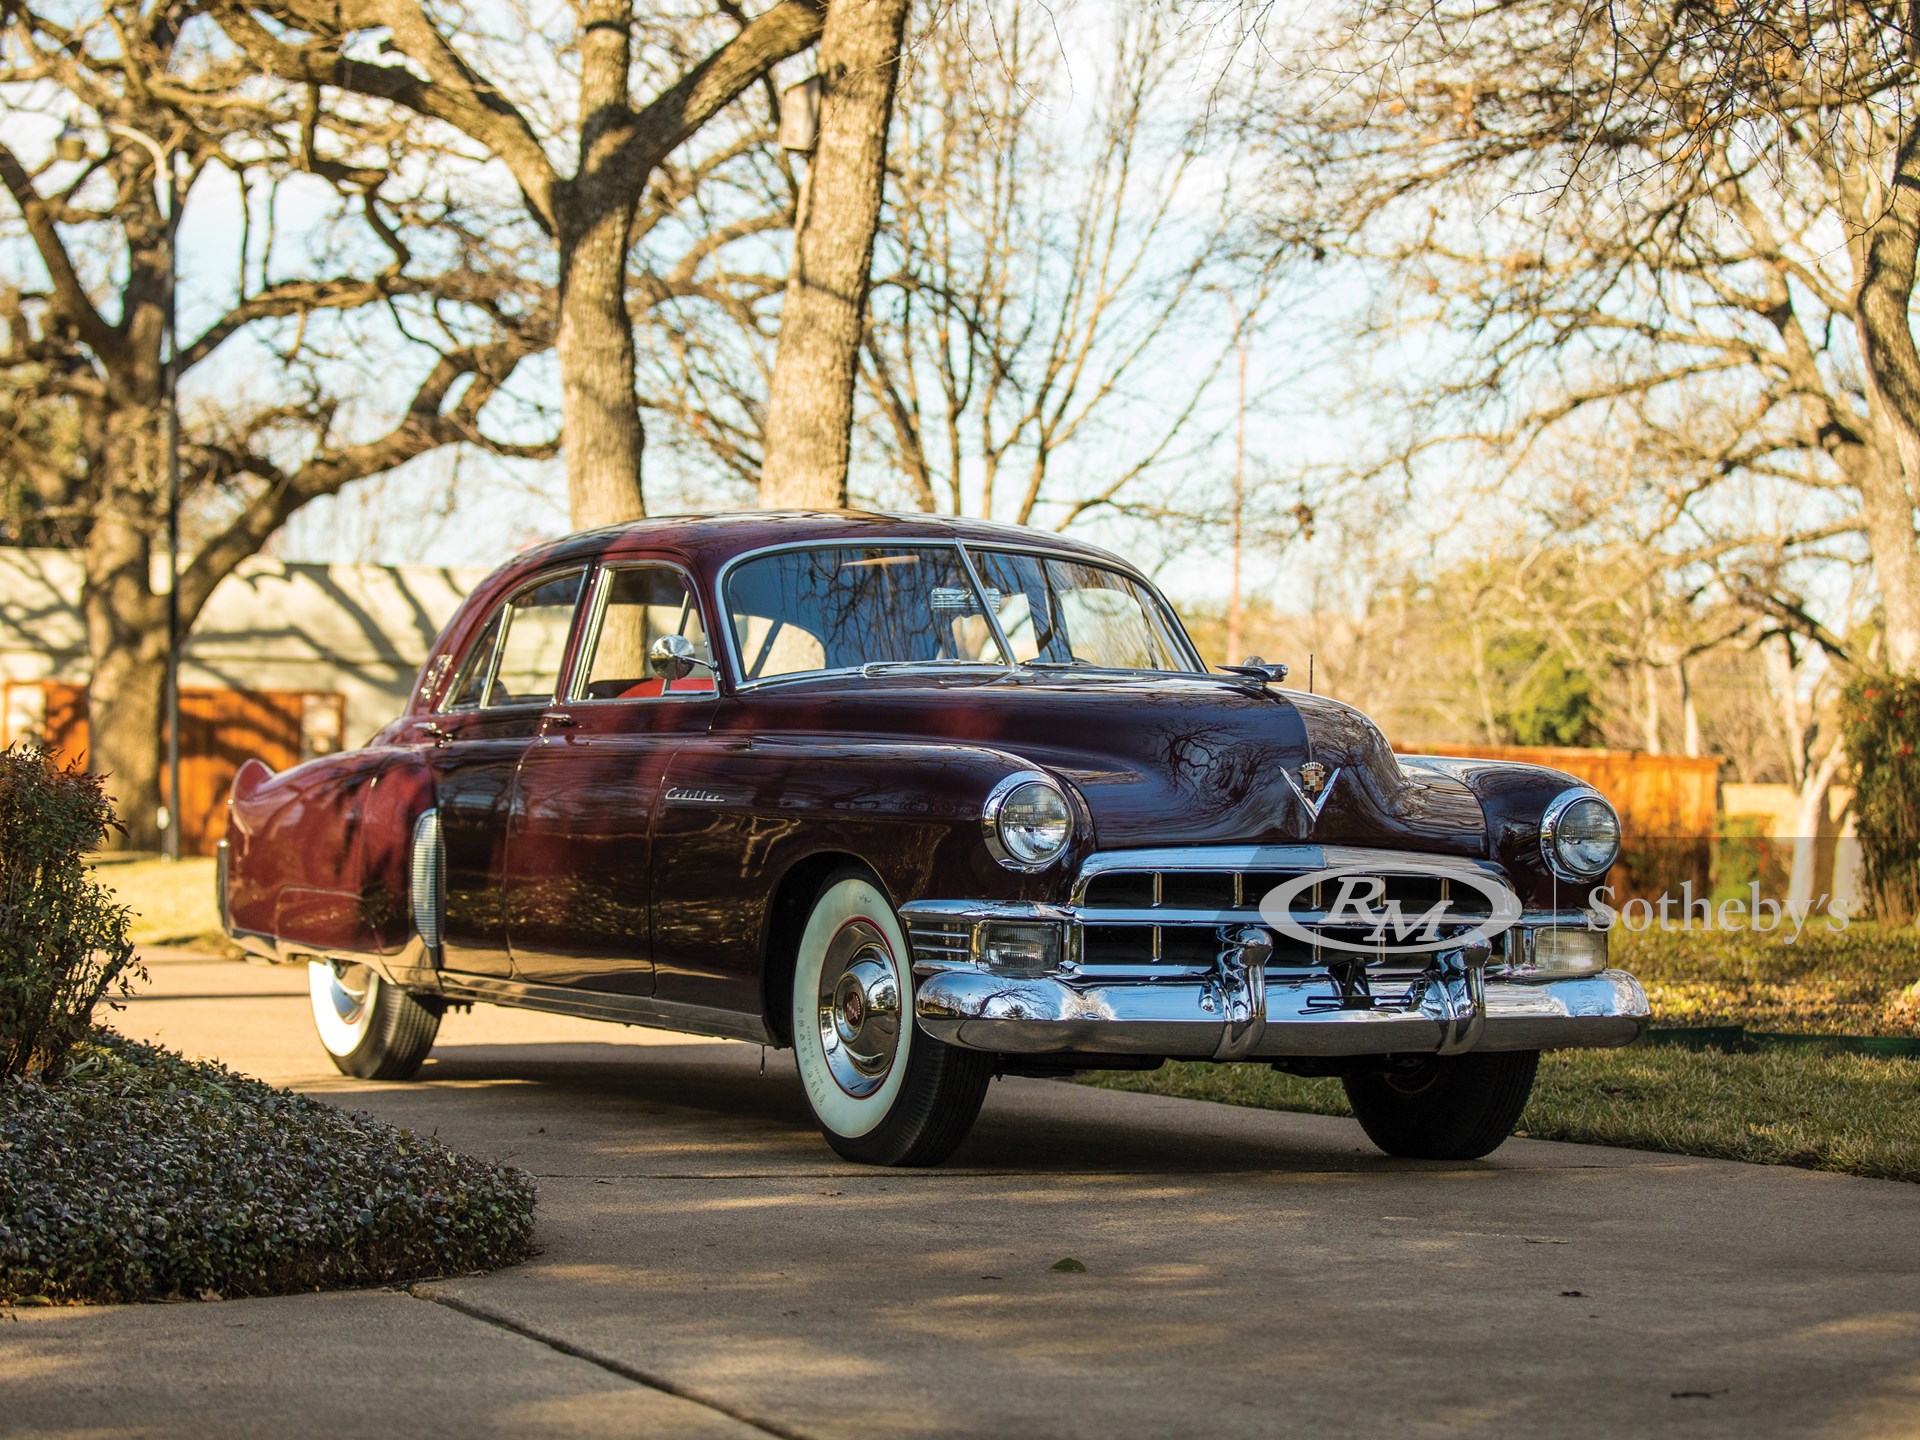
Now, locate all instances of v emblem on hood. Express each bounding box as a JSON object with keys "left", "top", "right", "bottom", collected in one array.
[{"left": 1280, "top": 763, "right": 1341, "bottom": 826}]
